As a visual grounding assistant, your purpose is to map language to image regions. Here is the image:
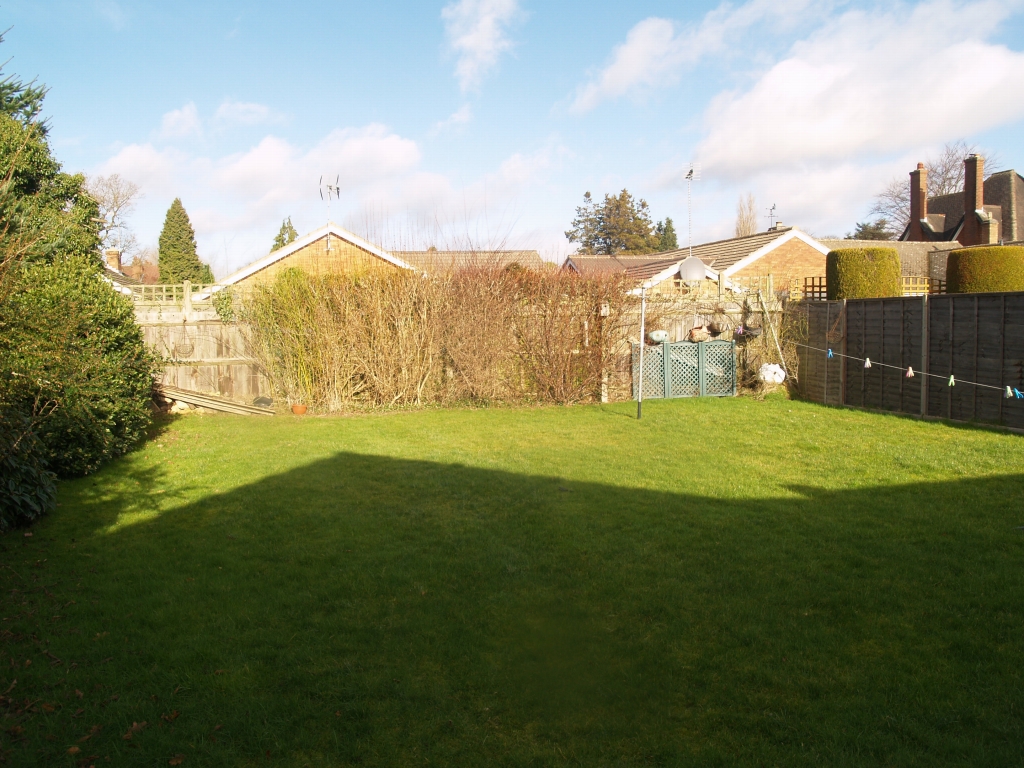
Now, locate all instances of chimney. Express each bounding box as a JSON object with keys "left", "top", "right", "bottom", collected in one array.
[
  {"left": 104, "top": 249, "right": 122, "bottom": 273},
  {"left": 908, "top": 163, "right": 927, "bottom": 240},
  {"left": 961, "top": 154, "right": 985, "bottom": 246}
]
